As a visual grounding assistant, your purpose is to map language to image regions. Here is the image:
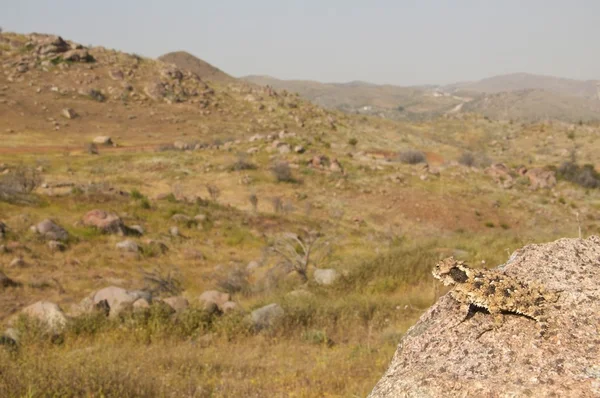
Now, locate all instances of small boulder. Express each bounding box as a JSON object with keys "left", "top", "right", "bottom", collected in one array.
[
  {"left": 169, "top": 226, "right": 180, "bottom": 237},
  {"left": 20, "top": 301, "right": 67, "bottom": 332},
  {"left": 250, "top": 303, "right": 284, "bottom": 330},
  {"left": 116, "top": 240, "right": 139, "bottom": 253},
  {"left": 246, "top": 261, "right": 260, "bottom": 271},
  {"left": 161, "top": 296, "right": 189, "bottom": 313},
  {"left": 199, "top": 290, "right": 230, "bottom": 312},
  {"left": 61, "top": 108, "right": 77, "bottom": 119},
  {"left": 83, "top": 210, "right": 126, "bottom": 235},
  {"left": 92, "top": 136, "right": 113, "bottom": 146},
  {"left": 314, "top": 268, "right": 340, "bottom": 286},
  {"left": 35, "top": 219, "right": 69, "bottom": 242},
  {"left": 221, "top": 301, "right": 239, "bottom": 313},
  {"left": 9, "top": 257, "right": 26, "bottom": 268},
  {"left": 47, "top": 240, "right": 66, "bottom": 252},
  {"left": 93, "top": 286, "right": 138, "bottom": 317},
  {"left": 132, "top": 298, "right": 150, "bottom": 312}
]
